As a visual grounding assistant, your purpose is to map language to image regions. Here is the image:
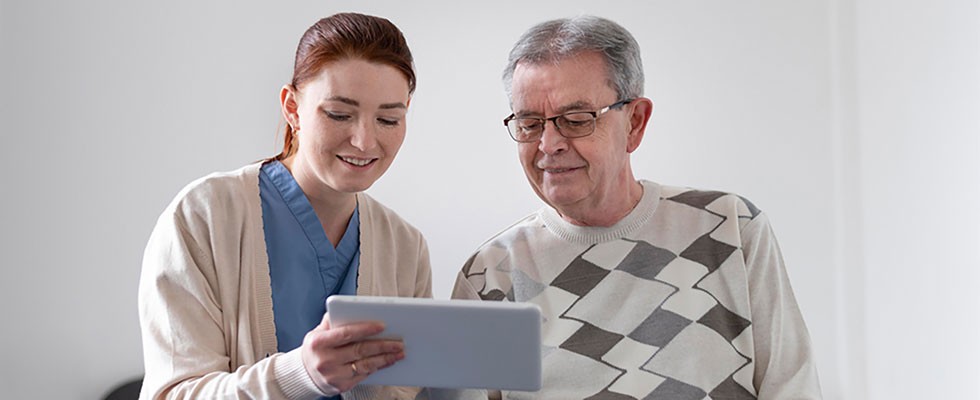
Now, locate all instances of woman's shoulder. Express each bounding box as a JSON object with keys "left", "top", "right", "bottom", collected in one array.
[
  {"left": 163, "top": 163, "right": 263, "bottom": 224},
  {"left": 356, "top": 192, "right": 423, "bottom": 239}
]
